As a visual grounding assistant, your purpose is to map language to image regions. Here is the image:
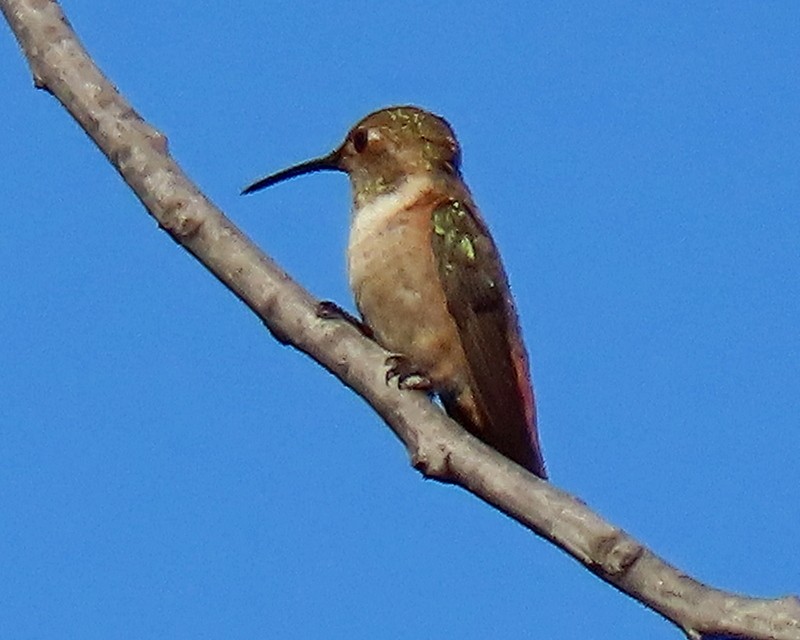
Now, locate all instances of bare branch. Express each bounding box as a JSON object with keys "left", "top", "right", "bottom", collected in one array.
[{"left": 2, "top": 1, "right": 797, "bottom": 638}]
